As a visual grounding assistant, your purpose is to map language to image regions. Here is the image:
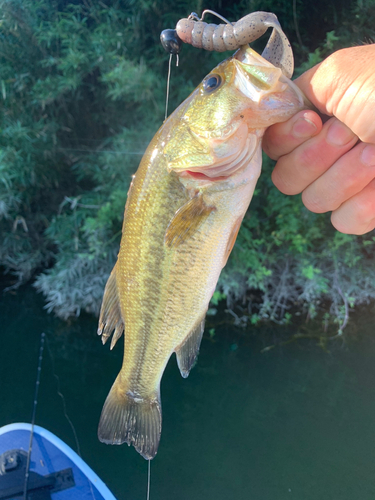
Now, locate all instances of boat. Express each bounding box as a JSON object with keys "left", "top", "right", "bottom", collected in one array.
[{"left": 0, "top": 422, "right": 117, "bottom": 499}]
